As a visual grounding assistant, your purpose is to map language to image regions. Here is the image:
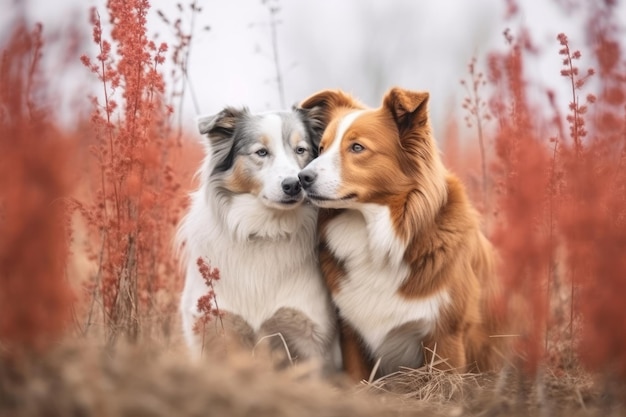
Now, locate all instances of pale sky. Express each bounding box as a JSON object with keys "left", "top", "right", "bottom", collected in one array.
[{"left": 2, "top": 0, "right": 624, "bottom": 137}]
